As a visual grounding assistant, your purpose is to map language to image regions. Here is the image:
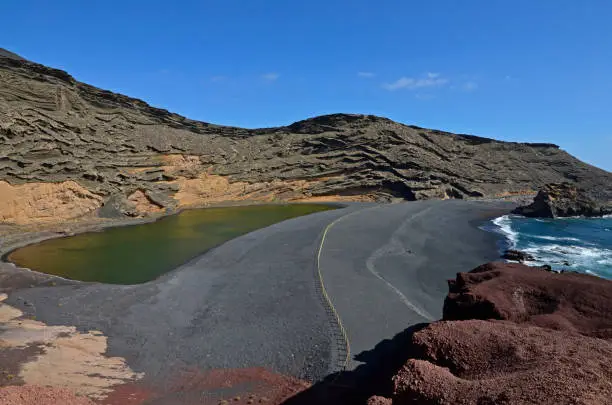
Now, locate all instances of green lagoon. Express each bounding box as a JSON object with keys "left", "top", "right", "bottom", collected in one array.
[{"left": 7, "top": 204, "right": 335, "bottom": 284}]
